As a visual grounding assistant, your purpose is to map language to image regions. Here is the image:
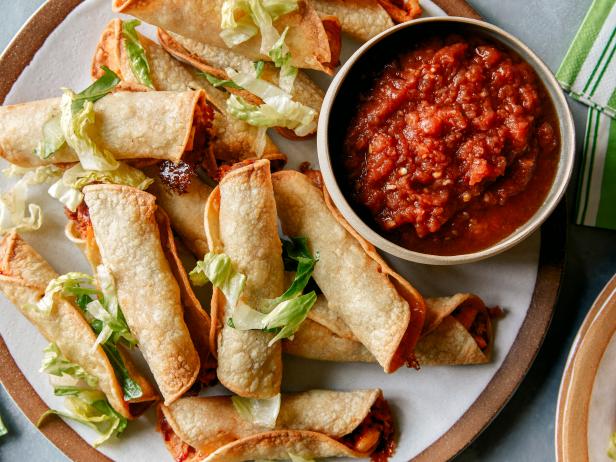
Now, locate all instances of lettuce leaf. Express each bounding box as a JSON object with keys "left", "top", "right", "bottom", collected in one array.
[
  {"left": 70, "top": 66, "right": 121, "bottom": 114},
  {"left": 121, "top": 20, "right": 154, "bottom": 89},
  {"left": 37, "top": 390, "right": 127, "bottom": 447},
  {"left": 34, "top": 66, "right": 120, "bottom": 161},
  {"left": 0, "top": 165, "right": 62, "bottom": 234},
  {"left": 0, "top": 414, "right": 7, "bottom": 437},
  {"left": 268, "top": 27, "right": 296, "bottom": 93},
  {"left": 226, "top": 94, "right": 316, "bottom": 136},
  {"left": 190, "top": 253, "right": 246, "bottom": 308},
  {"left": 34, "top": 116, "right": 66, "bottom": 159},
  {"left": 232, "top": 291, "right": 317, "bottom": 345},
  {"left": 200, "top": 72, "right": 242, "bottom": 89},
  {"left": 48, "top": 163, "right": 153, "bottom": 212},
  {"left": 219, "top": 0, "right": 298, "bottom": 52},
  {"left": 40, "top": 343, "right": 99, "bottom": 388},
  {"left": 60, "top": 90, "right": 119, "bottom": 172},
  {"left": 36, "top": 269, "right": 141, "bottom": 400},
  {"left": 231, "top": 393, "right": 280, "bottom": 429}
]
